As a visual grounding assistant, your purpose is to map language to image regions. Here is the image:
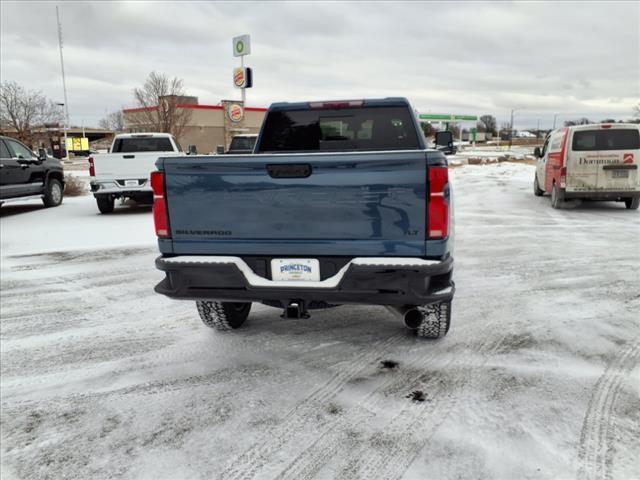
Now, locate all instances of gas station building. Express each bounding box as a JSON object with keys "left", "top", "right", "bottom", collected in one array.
[
  {"left": 418, "top": 113, "right": 486, "bottom": 143},
  {"left": 123, "top": 100, "right": 267, "bottom": 154}
]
